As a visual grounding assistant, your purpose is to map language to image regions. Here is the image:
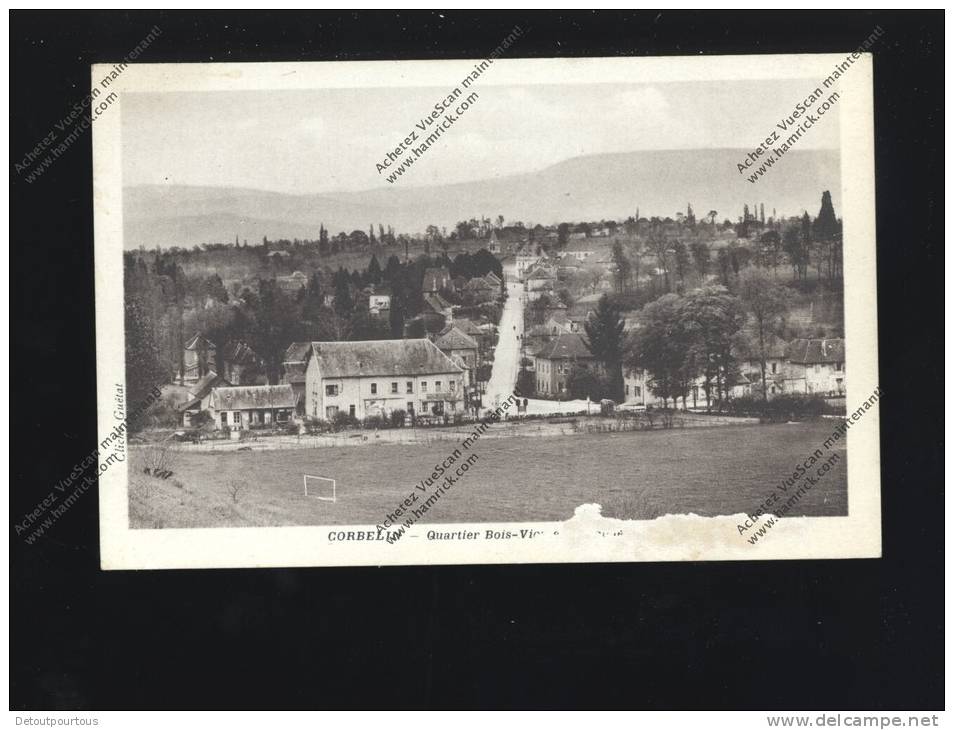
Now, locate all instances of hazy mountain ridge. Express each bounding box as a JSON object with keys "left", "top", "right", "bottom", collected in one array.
[{"left": 123, "top": 148, "right": 840, "bottom": 249}]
